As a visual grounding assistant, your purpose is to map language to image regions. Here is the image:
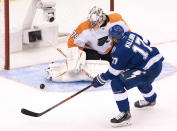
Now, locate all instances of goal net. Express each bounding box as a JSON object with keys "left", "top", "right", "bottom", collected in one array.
[{"left": 0, "top": 0, "right": 113, "bottom": 70}]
